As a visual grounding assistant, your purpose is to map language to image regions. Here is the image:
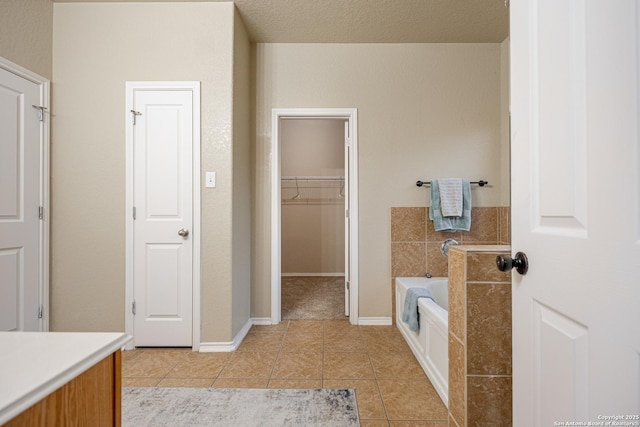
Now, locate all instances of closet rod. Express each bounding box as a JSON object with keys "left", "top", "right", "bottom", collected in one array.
[{"left": 416, "top": 179, "right": 488, "bottom": 187}]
